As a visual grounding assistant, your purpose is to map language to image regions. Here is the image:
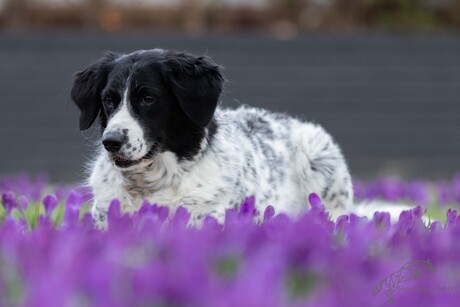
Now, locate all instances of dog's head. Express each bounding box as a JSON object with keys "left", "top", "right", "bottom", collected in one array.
[{"left": 71, "top": 49, "right": 223, "bottom": 169}]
